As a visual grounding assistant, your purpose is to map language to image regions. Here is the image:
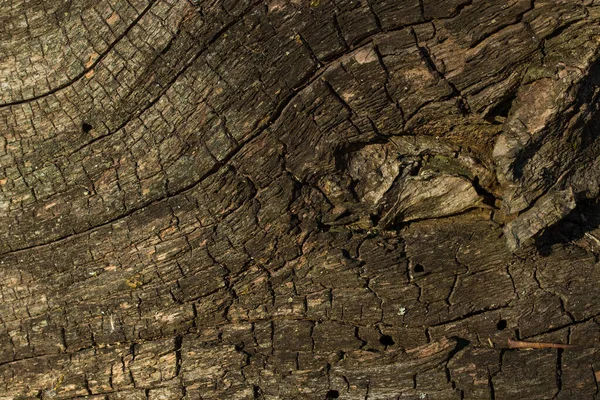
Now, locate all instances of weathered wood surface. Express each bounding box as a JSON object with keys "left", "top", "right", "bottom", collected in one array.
[{"left": 2, "top": 0, "right": 600, "bottom": 398}]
